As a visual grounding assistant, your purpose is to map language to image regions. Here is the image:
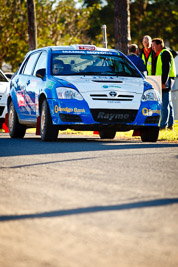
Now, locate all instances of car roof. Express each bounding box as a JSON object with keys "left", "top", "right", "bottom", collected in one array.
[
  {"left": 26, "top": 45, "right": 121, "bottom": 56},
  {"left": 50, "top": 45, "right": 118, "bottom": 53}
]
